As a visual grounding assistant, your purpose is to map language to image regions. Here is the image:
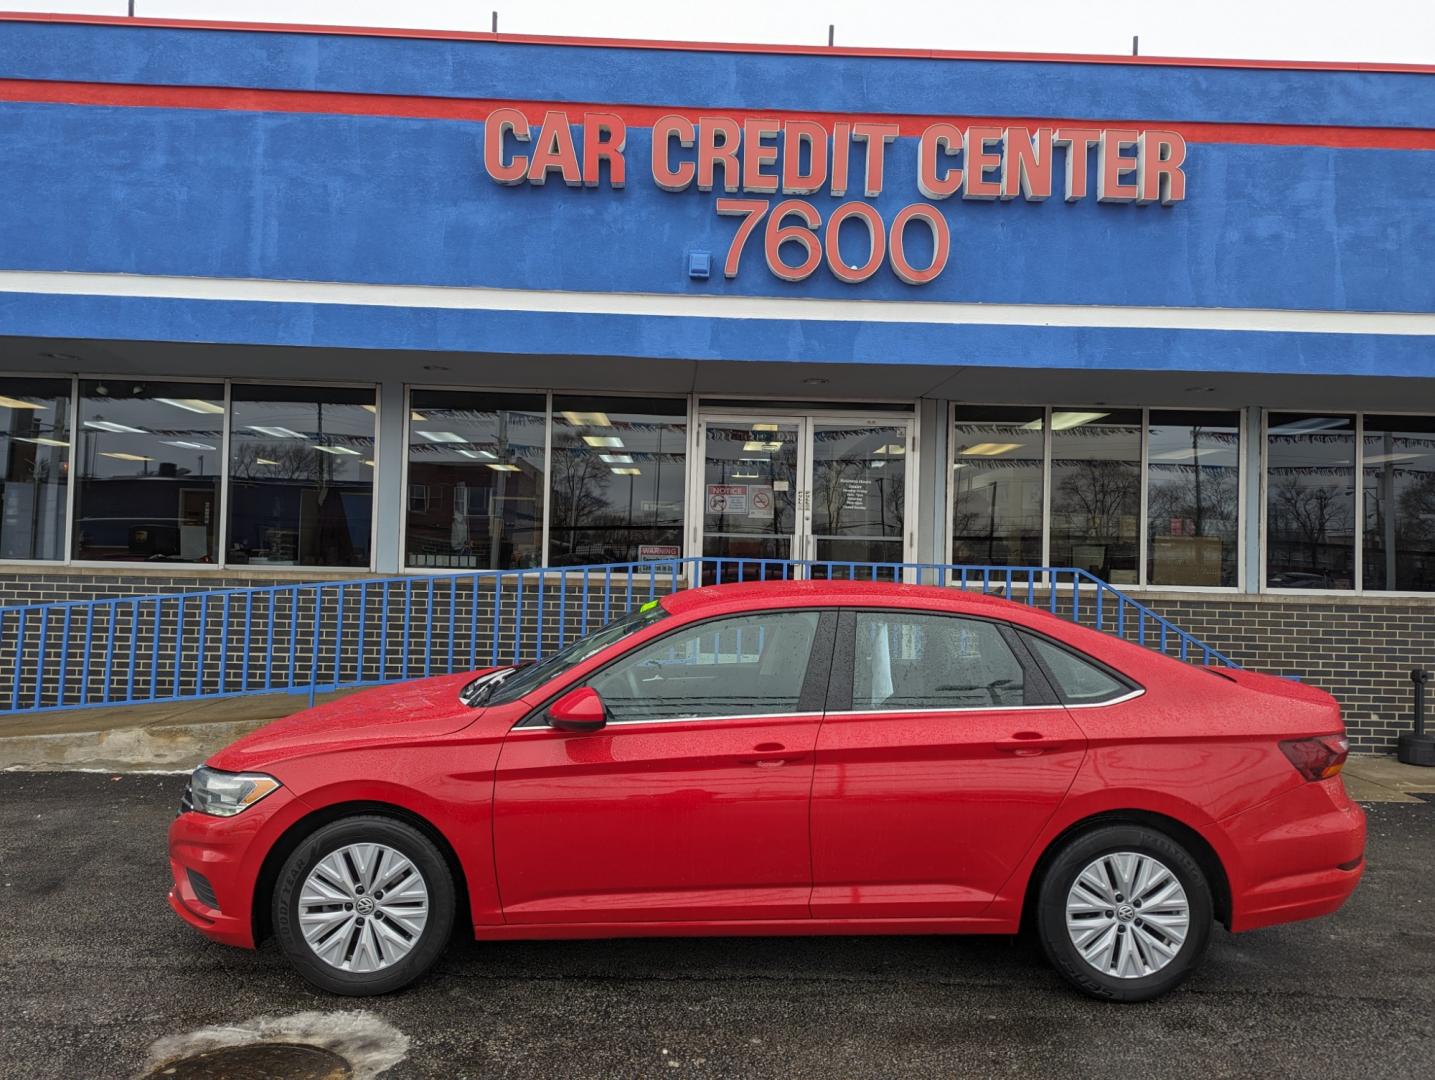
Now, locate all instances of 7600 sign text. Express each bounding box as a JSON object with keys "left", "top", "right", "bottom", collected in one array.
[{"left": 716, "top": 198, "right": 951, "bottom": 285}]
